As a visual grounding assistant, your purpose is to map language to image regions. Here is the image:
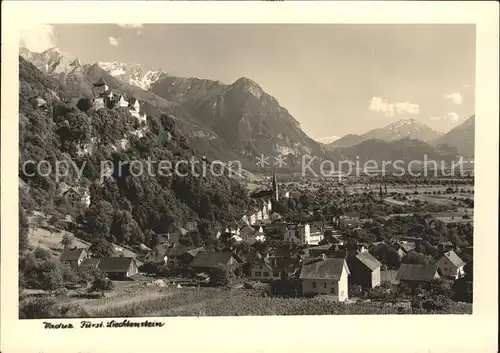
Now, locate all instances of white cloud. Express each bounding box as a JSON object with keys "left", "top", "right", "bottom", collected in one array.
[
  {"left": 430, "top": 112, "right": 460, "bottom": 122},
  {"left": 446, "top": 112, "right": 460, "bottom": 122},
  {"left": 117, "top": 23, "right": 143, "bottom": 34},
  {"left": 19, "top": 24, "right": 56, "bottom": 52},
  {"left": 369, "top": 97, "right": 420, "bottom": 117},
  {"left": 108, "top": 36, "right": 121, "bottom": 48},
  {"left": 395, "top": 101, "right": 420, "bottom": 115},
  {"left": 444, "top": 92, "right": 463, "bottom": 105}
]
